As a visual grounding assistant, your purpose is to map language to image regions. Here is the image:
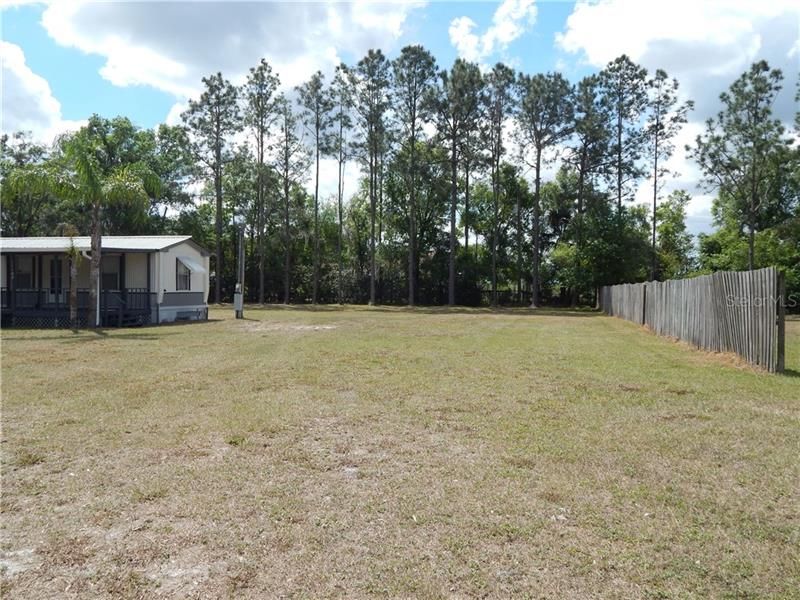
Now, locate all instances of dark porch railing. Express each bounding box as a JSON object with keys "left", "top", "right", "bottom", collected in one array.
[{"left": 1, "top": 288, "right": 152, "bottom": 327}]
